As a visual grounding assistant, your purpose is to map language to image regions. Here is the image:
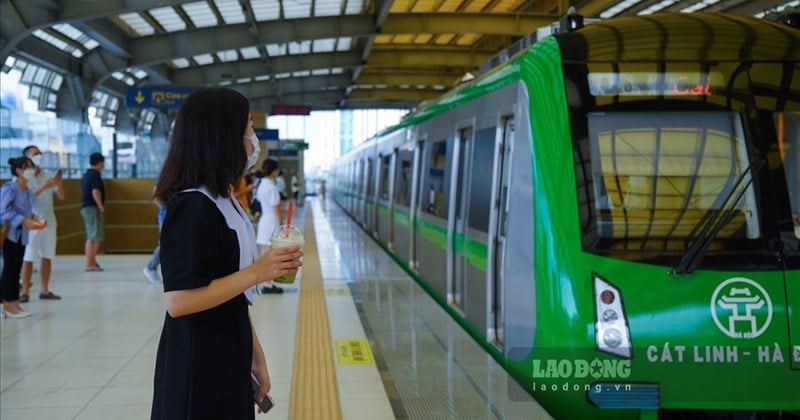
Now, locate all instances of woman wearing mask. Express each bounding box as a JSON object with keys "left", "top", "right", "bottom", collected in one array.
[
  {"left": 1, "top": 157, "right": 47, "bottom": 318},
  {"left": 151, "top": 88, "right": 302, "bottom": 419}
]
